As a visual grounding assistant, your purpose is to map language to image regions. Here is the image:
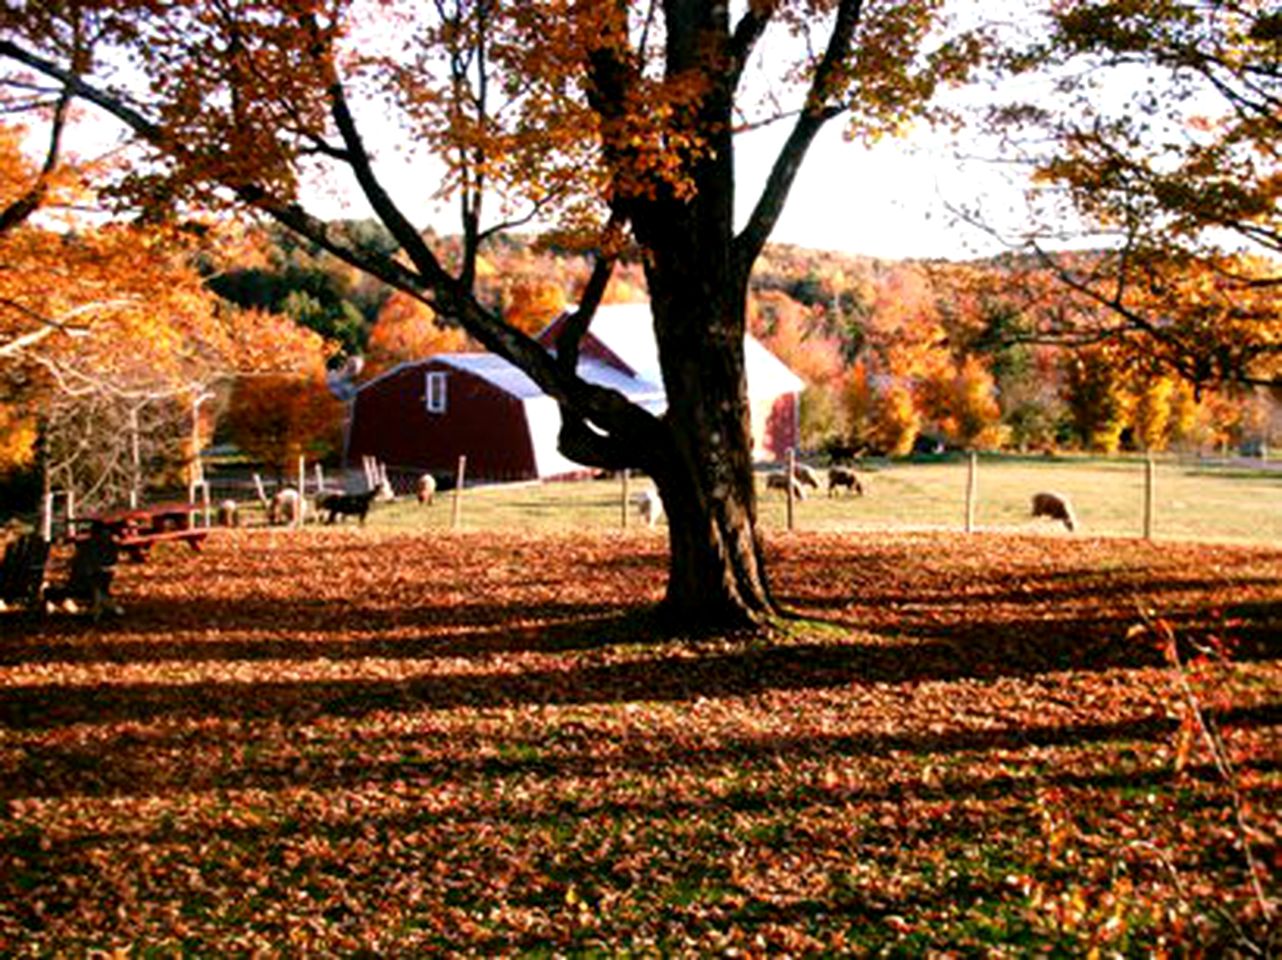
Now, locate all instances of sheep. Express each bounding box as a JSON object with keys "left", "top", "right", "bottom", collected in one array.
[
  {"left": 216, "top": 499, "right": 240, "bottom": 527},
  {"left": 268, "top": 487, "right": 306, "bottom": 526},
  {"left": 416, "top": 473, "right": 437, "bottom": 505},
  {"left": 631, "top": 489, "right": 664, "bottom": 527},
  {"left": 793, "top": 462, "right": 822, "bottom": 490},
  {"left": 827, "top": 466, "right": 864, "bottom": 497},
  {"left": 766, "top": 472, "right": 808, "bottom": 500},
  {"left": 318, "top": 488, "right": 378, "bottom": 525},
  {"left": 1031, "top": 491, "right": 1077, "bottom": 532}
]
